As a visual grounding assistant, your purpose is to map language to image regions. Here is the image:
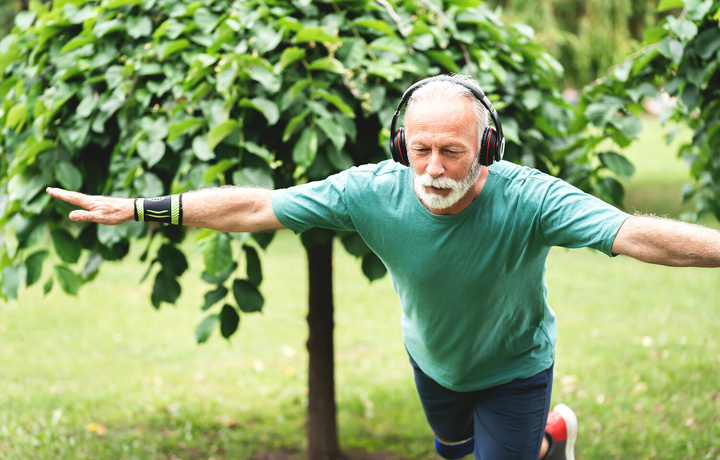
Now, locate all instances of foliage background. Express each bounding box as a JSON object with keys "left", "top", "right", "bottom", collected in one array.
[
  {"left": 1, "top": 0, "right": 719, "bottom": 457},
  {"left": 0, "top": 0, "right": 600, "bottom": 327}
]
